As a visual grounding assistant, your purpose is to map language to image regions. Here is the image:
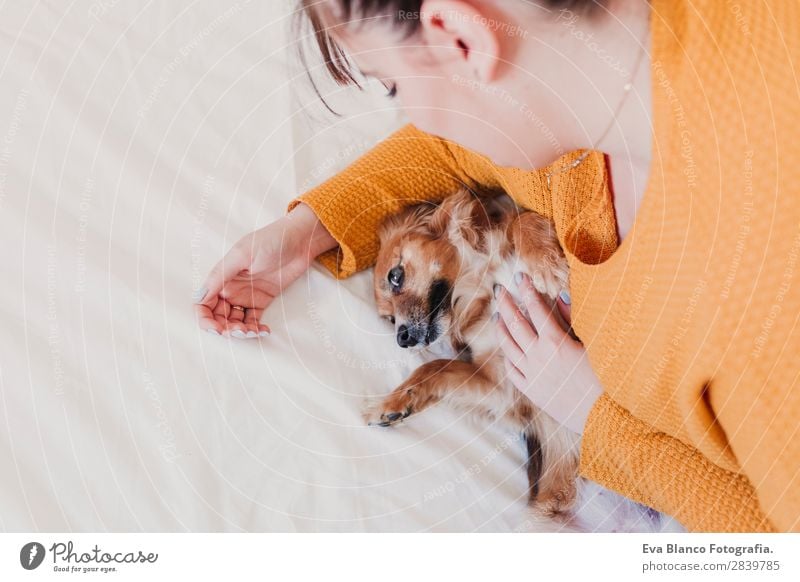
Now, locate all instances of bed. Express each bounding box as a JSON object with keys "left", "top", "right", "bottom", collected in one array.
[{"left": 0, "top": 0, "right": 641, "bottom": 533}]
